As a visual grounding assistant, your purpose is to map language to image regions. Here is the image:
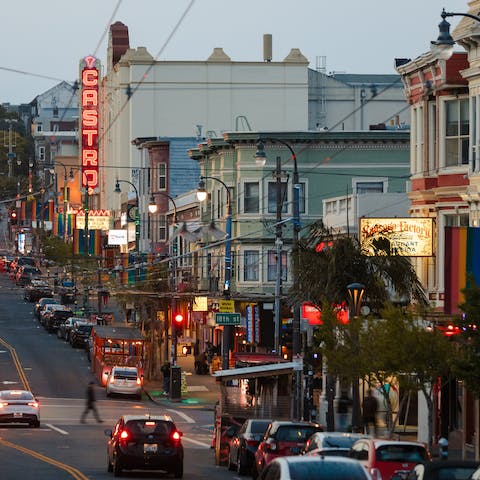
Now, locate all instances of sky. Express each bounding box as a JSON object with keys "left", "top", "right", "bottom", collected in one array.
[{"left": 0, "top": 0, "right": 469, "bottom": 105}]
